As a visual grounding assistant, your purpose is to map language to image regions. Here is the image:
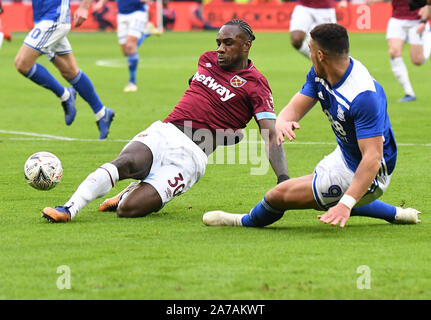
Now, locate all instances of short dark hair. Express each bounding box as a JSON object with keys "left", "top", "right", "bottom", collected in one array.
[
  {"left": 223, "top": 19, "right": 256, "bottom": 41},
  {"left": 310, "top": 23, "right": 349, "bottom": 56}
]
